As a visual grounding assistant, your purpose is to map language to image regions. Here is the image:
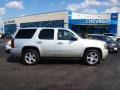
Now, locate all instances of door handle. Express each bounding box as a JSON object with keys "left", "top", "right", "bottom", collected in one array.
[
  {"left": 36, "top": 41, "right": 42, "bottom": 44},
  {"left": 57, "top": 42, "right": 63, "bottom": 45}
]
